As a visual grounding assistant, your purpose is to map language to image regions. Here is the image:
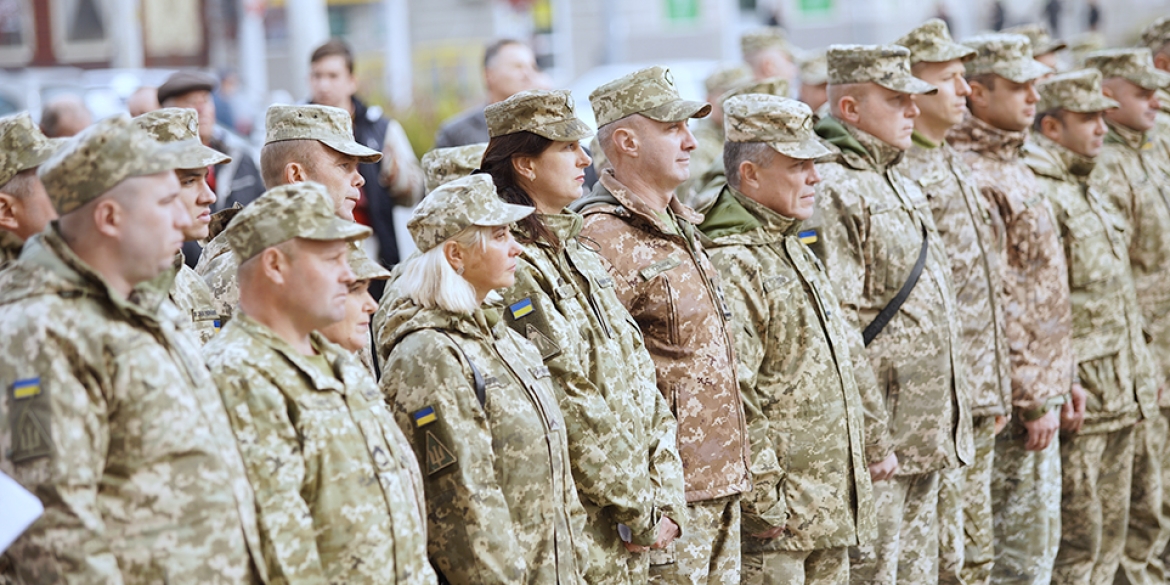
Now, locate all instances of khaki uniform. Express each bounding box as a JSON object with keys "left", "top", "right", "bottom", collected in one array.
[
  {"left": 0, "top": 113, "right": 62, "bottom": 267},
  {"left": 140, "top": 253, "right": 222, "bottom": 345},
  {"left": 701, "top": 184, "right": 877, "bottom": 582},
  {"left": 0, "top": 231, "right": 23, "bottom": 264},
  {"left": 0, "top": 228, "right": 267, "bottom": 584}
]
